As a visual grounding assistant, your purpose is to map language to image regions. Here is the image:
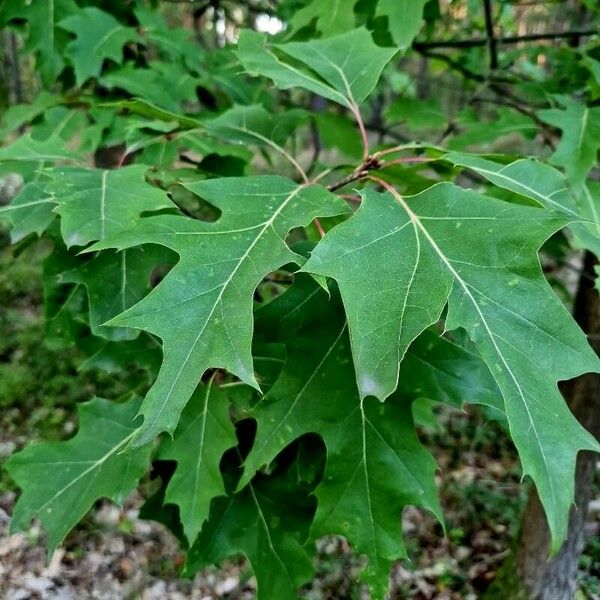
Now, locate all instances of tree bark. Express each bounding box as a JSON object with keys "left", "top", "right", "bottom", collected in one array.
[{"left": 488, "top": 251, "right": 600, "bottom": 599}]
